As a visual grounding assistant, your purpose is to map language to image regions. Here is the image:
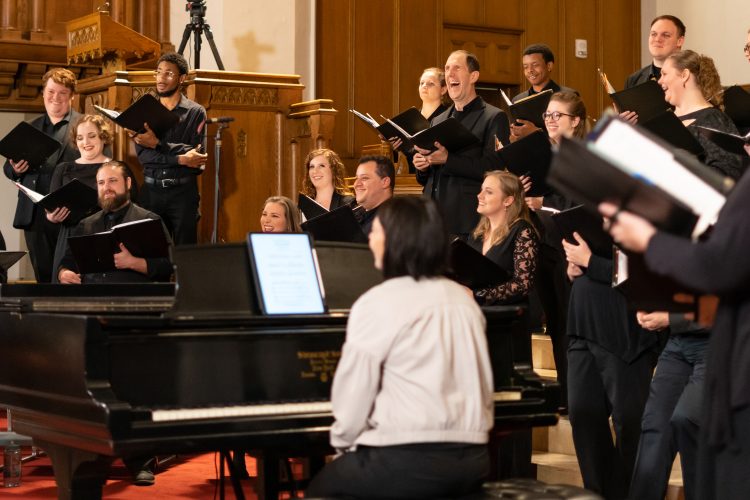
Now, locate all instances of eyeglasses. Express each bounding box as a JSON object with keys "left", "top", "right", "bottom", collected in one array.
[
  {"left": 542, "top": 111, "right": 575, "bottom": 122},
  {"left": 153, "top": 70, "right": 177, "bottom": 80},
  {"left": 744, "top": 44, "right": 750, "bottom": 53}
]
